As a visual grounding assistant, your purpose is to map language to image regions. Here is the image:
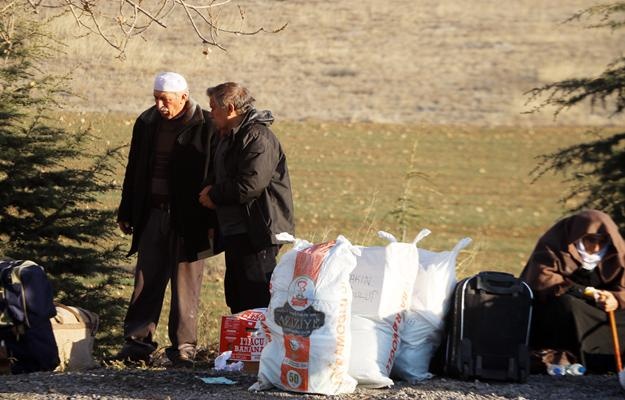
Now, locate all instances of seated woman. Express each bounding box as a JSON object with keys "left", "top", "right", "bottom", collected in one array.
[{"left": 521, "top": 209, "right": 625, "bottom": 373}]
